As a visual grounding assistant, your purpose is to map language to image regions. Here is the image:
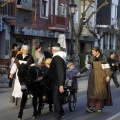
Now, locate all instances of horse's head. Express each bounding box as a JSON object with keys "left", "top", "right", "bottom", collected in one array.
[{"left": 15, "top": 57, "right": 32, "bottom": 86}]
